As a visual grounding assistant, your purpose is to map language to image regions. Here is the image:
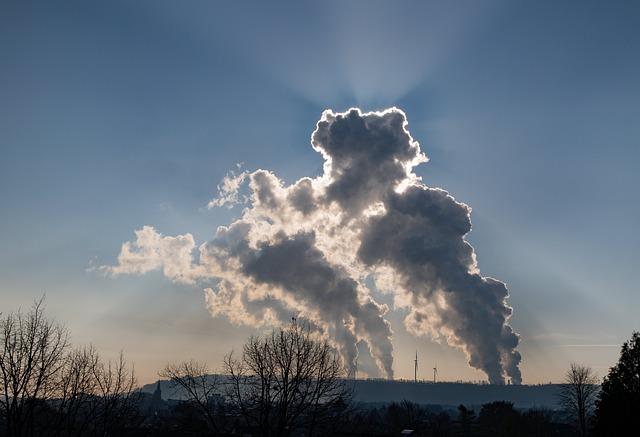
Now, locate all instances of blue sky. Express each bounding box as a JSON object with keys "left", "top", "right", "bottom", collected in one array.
[{"left": 1, "top": 0, "right": 639, "bottom": 383}]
